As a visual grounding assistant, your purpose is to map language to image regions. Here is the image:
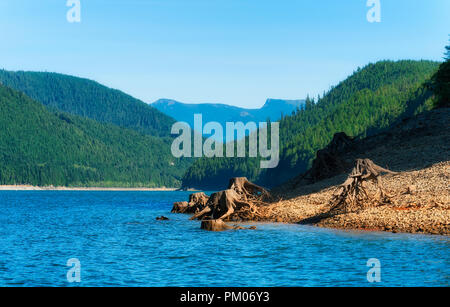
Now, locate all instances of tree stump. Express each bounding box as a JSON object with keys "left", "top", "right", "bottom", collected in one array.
[
  {"left": 329, "top": 158, "right": 397, "bottom": 214},
  {"left": 188, "top": 192, "right": 209, "bottom": 207},
  {"left": 171, "top": 201, "right": 189, "bottom": 213},
  {"left": 171, "top": 192, "right": 209, "bottom": 214},
  {"left": 186, "top": 192, "right": 209, "bottom": 213},
  {"left": 175, "top": 178, "right": 271, "bottom": 224},
  {"left": 190, "top": 179, "right": 271, "bottom": 222},
  {"left": 190, "top": 189, "right": 252, "bottom": 221}
]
